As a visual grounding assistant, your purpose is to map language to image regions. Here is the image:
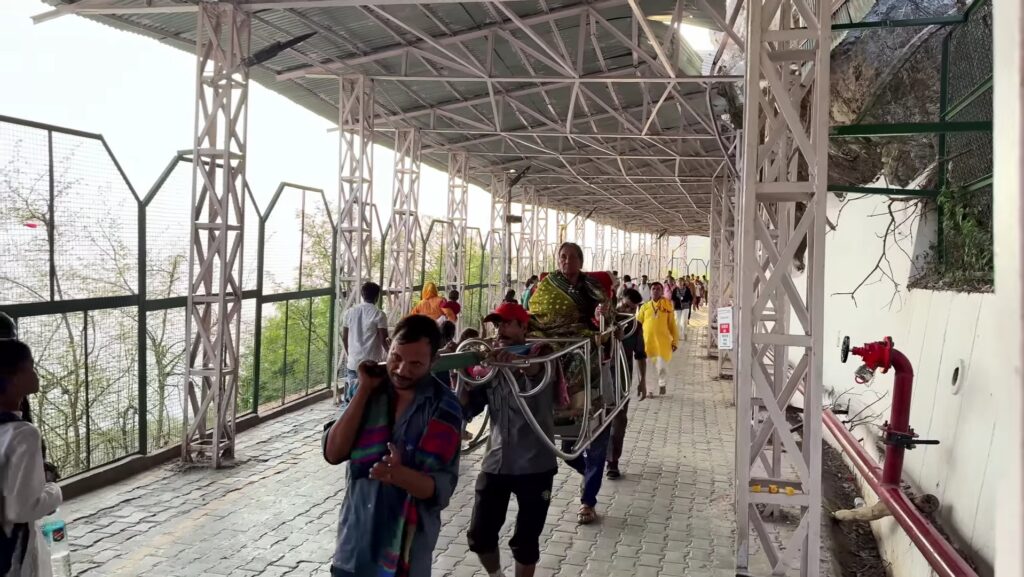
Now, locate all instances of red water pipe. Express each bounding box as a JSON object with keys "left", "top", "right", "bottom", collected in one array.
[
  {"left": 831, "top": 336, "right": 977, "bottom": 577},
  {"left": 848, "top": 338, "right": 918, "bottom": 486},
  {"left": 824, "top": 407, "right": 978, "bottom": 577}
]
